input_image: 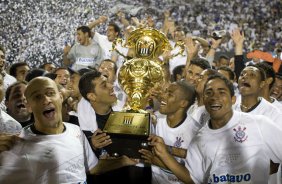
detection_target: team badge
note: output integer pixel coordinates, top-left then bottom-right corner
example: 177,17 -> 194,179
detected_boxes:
233,126 -> 248,143
174,137 -> 184,147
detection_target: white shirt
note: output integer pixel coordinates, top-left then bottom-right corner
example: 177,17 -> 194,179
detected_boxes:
0,109 -> 22,134
1,72 -> 17,111
0,123 -> 98,184
152,114 -> 201,184
93,32 -> 127,68
187,111 -> 282,184
234,97 -> 282,127
188,102 -> 209,127
169,44 -> 187,75
271,97 -> 282,113
77,97 -> 97,133
68,42 -> 104,70
3,72 -> 17,91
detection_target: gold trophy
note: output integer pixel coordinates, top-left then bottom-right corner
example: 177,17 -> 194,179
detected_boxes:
103,28 -> 175,158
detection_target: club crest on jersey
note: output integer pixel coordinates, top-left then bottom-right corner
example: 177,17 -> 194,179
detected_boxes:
233,126 -> 248,143
174,137 -> 184,147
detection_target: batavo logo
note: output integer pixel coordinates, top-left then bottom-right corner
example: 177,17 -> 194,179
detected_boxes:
208,173 -> 251,183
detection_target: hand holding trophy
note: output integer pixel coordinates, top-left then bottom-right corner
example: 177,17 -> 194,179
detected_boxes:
103,27 -> 182,158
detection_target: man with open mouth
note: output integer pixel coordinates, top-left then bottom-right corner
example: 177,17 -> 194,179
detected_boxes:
0,77 -> 137,183
144,74 -> 282,184
5,81 -> 33,128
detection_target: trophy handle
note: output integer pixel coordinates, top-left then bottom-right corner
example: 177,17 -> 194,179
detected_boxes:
170,41 -> 186,58
110,38 -> 129,59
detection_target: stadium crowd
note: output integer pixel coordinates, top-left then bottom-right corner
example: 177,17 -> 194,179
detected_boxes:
0,0 -> 282,67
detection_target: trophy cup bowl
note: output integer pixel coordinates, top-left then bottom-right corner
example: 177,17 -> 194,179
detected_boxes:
103,28 -> 171,158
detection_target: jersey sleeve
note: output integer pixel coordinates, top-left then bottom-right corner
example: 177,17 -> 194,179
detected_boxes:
258,115 -> 282,163
186,139 -> 205,184
81,130 -> 98,172
67,44 -> 76,62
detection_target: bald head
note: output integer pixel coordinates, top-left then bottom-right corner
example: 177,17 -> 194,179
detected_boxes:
25,77 -> 59,101
24,77 -> 64,134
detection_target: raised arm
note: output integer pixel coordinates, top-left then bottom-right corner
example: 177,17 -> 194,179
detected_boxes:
231,28 -> 245,81
88,16 -> 108,30
63,44 -> 72,67
205,38 -> 222,66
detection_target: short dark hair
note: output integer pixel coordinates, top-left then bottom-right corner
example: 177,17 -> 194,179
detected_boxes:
39,62 -> 55,69
204,74 -> 235,97
172,65 -> 185,81
77,26 -> 91,38
78,70 -> 101,101
204,68 -> 218,76
108,22 -> 121,37
69,67 -> 92,76
25,68 -> 46,82
246,64 -> 266,82
53,67 -> 69,74
100,59 -> 118,74
219,54 -> 229,61
9,62 -> 29,78
256,62 -> 275,89
176,80 -> 196,109
217,66 -> 235,81
5,81 -> 28,101
190,58 -> 211,70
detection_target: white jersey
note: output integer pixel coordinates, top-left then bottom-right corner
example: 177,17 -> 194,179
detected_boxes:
0,123 -> 98,184
271,97 -> 282,112
0,109 -> 22,134
152,114 -> 202,184
77,97 -> 97,133
234,97 -> 282,127
168,43 -> 187,75
186,111 -> 282,184
93,32 -> 127,69
68,42 -> 104,70
3,72 -> 17,91
1,72 -> 17,111
188,102 -> 209,127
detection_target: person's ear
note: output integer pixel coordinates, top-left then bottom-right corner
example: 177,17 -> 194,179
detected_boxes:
259,81 -> 266,88
266,77 -> 273,86
87,92 -> 96,103
231,95 -> 236,105
59,92 -> 64,102
180,99 -> 189,109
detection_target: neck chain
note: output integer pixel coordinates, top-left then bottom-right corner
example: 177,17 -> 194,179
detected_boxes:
240,98 -> 261,112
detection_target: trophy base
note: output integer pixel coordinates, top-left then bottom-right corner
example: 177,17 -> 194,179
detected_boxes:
105,133 -> 151,158
103,111 -> 151,158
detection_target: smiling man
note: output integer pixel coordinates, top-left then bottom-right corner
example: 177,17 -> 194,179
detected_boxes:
144,74 -> 282,184
139,80 -> 201,184
0,77 -> 136,183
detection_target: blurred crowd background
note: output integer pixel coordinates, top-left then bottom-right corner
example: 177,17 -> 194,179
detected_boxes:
1,0 -> 281,67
